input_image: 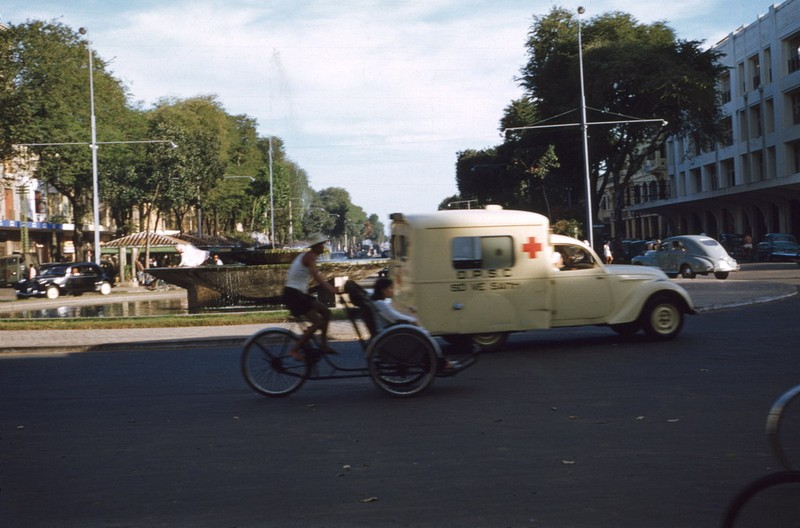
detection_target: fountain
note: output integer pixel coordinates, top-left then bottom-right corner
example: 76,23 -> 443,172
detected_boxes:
147,258 -> 388,312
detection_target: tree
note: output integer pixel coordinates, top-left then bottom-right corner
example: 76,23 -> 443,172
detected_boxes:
145,96 -> 229,235
0,20 -> 135,260
516,8 -> 725,237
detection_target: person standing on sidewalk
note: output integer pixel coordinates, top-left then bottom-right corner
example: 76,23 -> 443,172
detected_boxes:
603,241 -> 614,264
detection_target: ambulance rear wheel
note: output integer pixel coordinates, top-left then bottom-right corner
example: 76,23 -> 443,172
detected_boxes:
470,332 -> 507,352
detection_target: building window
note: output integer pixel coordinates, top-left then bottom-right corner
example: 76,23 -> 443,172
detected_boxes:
791,89 -> 800,125
720,70 -> 732,103
750,103 -> 762,138
786,32 -> 800,74
691,168 -> 702,193
721,159 -> 735,187
720,116 -> 733,146
708,164 -> 719,191
752,151 -> 764,182
792,141 -> 800,175
765,98 -> 775,133
748,54 -> 761,90
764,47 -> 772,84
737,62 -> 746,95
739,109 -> 749,139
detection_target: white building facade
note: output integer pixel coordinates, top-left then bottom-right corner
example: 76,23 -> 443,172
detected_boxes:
628,0 -> 800,241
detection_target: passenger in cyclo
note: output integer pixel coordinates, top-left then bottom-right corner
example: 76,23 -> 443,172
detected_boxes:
282,233 -> 337,360
369,277 -> 461,370
370,277 -> 418,330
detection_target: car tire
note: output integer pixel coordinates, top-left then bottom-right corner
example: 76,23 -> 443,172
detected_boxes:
470,332 -> 508,352
99,282 -> 112,295
714,272 -> 729,280
45,286 -> 60,300
640,295 -> 684,341
680,265 -> 695,279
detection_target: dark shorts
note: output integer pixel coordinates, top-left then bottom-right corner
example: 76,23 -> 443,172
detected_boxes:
283,287 -> 315,317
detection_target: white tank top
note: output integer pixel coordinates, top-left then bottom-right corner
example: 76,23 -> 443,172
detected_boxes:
285,252 -> 311,292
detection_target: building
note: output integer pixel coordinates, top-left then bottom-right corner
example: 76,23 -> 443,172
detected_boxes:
628,0 -> 800,242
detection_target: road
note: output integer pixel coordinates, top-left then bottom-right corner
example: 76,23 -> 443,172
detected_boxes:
1,275 -> 799,527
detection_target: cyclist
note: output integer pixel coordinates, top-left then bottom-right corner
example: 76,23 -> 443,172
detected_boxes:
283,233 -> 337,360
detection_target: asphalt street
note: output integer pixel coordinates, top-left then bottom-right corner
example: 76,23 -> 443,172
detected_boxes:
2,290 -> 800,527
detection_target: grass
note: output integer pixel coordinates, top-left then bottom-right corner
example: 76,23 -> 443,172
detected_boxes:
0,308 -> 349,331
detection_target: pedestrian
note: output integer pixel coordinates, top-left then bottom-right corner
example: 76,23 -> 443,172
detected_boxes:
603,241 -> 614,264
743,234 -> 753,260
283,233 -> 337,360
27,263 -> 37,281
212,254 -> 223,265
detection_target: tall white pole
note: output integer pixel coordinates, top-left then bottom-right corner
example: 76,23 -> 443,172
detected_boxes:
81,28 -> 101,265
577,7 -> 594,248
268,136 -> 275,246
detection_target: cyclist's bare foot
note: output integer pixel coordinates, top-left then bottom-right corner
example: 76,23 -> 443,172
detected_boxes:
288,349 -> 304,361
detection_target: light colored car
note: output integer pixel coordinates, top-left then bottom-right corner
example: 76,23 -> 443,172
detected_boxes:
390,207 -> 696,351
631,235 -> 739,279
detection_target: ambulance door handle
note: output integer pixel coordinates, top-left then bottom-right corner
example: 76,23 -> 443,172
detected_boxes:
453,303 -> 464,310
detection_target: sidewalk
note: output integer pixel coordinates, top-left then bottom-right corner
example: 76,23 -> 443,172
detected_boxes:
0,279 -> 796,354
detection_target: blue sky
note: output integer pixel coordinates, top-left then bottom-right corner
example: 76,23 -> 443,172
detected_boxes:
2,1 -> 775,224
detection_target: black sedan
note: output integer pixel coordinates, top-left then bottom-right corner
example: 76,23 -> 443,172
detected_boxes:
15,262 -> 114,300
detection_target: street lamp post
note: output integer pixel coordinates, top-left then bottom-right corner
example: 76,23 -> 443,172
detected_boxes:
576,7 -> 593,248
78,27 -> 102,264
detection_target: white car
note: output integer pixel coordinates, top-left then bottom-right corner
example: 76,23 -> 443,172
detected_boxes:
389,206 -> 695,351
631,235 -> 739,279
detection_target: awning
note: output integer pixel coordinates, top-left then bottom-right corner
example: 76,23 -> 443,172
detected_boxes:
101,232 -> 184,254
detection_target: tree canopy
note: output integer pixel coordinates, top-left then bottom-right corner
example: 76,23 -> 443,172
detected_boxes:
0,19 -> 385,255
455,8 -> 725,239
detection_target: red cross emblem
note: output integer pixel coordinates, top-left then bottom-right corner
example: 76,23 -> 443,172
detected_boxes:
522,237 -> 542,259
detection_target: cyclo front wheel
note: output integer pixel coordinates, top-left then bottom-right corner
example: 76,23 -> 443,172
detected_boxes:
767,384 -> 800,470
721,471 -> 800,527
241,328 -> 310,397
367,325 -> 438,398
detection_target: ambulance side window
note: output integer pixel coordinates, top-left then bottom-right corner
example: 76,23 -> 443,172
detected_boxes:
451,236 -> 514,270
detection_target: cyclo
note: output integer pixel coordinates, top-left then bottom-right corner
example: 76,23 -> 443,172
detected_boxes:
241,280 -> 478,398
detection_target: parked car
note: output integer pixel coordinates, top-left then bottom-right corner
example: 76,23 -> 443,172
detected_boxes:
631,235 -> 739,279
754,233 -> 800,264
719,233 -> 747,259
15,262 -> 114,300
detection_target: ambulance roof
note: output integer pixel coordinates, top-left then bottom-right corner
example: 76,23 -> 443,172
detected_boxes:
391,207 -> 548,230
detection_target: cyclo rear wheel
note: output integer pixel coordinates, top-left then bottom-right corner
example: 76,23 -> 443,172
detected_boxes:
241,328 -> 310,397
367,325 -> 438,397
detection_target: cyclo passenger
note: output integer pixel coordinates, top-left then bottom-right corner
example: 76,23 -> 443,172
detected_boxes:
370,277 -> 418,330
283,233 -> 337,360
371,277 -> 462,370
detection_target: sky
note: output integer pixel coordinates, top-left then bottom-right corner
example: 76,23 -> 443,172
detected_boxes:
2,0 -> 776,227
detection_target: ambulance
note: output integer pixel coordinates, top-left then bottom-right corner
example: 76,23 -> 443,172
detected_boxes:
389,206 -> 695,351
